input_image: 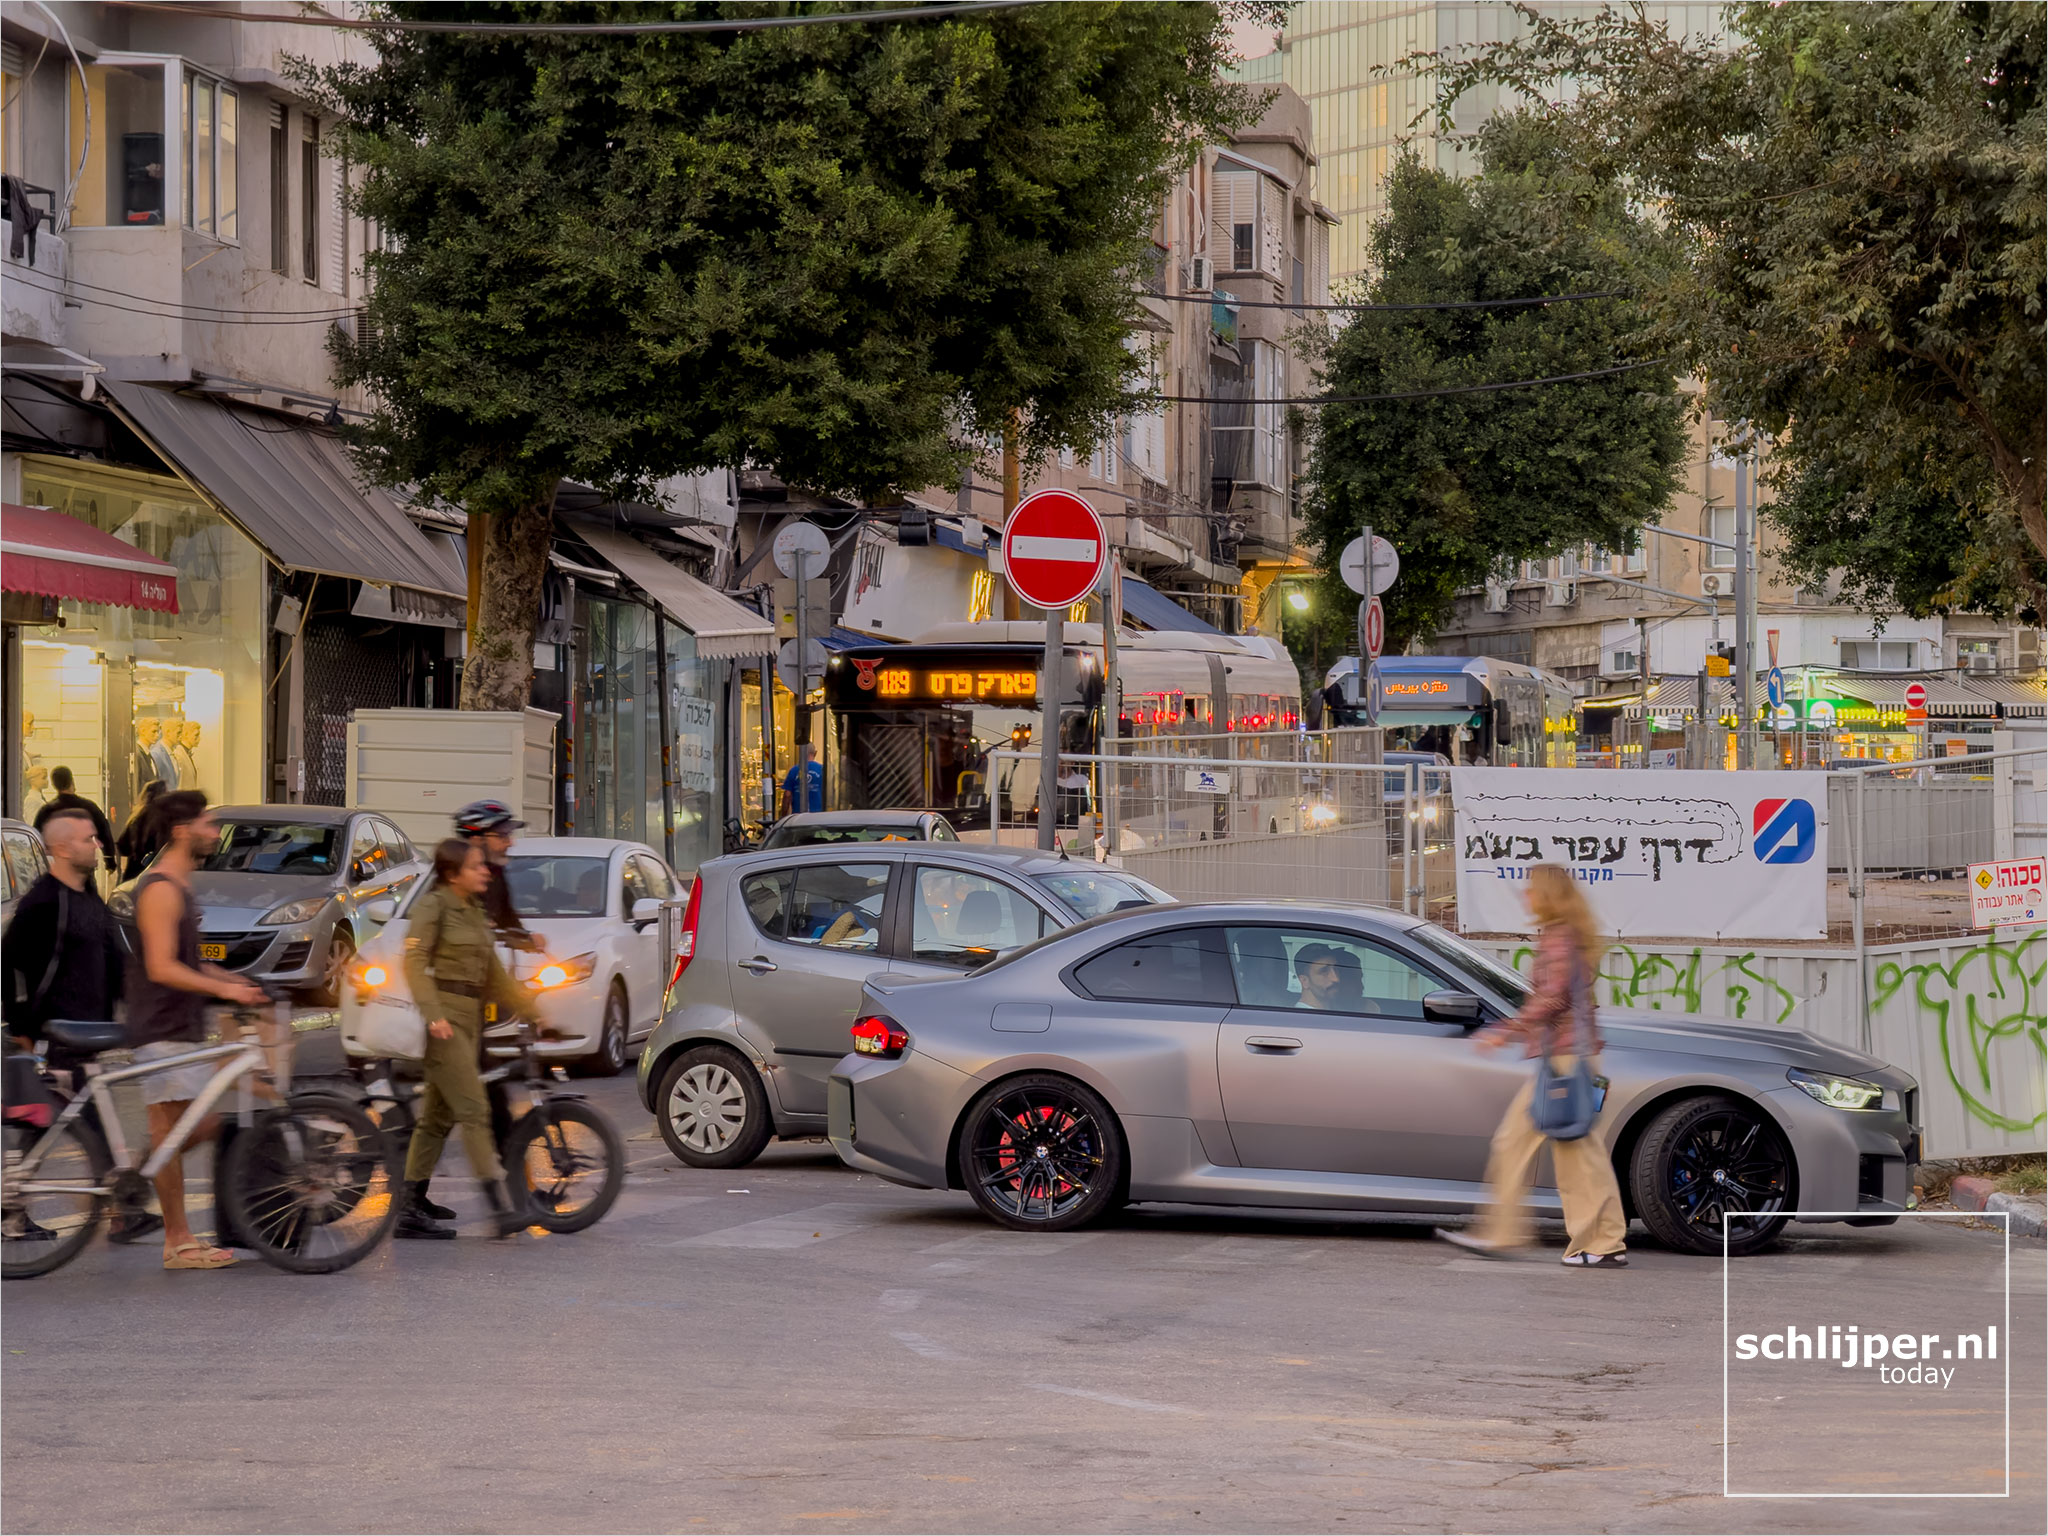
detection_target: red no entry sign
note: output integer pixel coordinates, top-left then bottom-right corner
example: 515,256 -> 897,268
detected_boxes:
1904,681 -> 1928,723
1001,489 -> 1107,612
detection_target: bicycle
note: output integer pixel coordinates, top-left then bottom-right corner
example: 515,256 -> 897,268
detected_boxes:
2,998 -> 397,1279
337,1010 -> 623,1234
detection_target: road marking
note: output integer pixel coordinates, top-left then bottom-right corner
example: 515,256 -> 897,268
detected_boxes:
891,1331 -> 964,1362
1029,1384 -> 1199,1416
919,1230 -> 1107,1258
665,1201 -> 869,1250
1171,1236 -> 1326,1266
877,1288 -> 923,1313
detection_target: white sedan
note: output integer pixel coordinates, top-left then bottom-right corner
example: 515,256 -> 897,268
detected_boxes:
340,836 -> 682,1075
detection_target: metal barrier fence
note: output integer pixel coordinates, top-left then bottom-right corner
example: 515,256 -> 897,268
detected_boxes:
983,744 -> 2045,950
985,750 -> 1458,927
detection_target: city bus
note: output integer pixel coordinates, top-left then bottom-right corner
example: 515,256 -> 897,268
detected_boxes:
821,620 -> 1302,821
1321,653 -> 1577,767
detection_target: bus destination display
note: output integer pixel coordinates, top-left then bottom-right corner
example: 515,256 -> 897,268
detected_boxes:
832,651 -> 1040,707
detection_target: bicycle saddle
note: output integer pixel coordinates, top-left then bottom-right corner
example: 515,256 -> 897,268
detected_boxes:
44,1019 -> 127,1054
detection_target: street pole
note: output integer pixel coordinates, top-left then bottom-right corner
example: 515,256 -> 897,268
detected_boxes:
1102,561 -> 1120,860
1733,451 -> 1754,770
1038,603 -> 1062,851
794,553 -> 809,754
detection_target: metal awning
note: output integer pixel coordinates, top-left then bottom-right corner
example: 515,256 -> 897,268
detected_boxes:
1623,674 -> 1768,719
1960,675 -> 2048,718
1829,673 -> 1995,717
567,517 -> 775,659
1,501 -> 178,611
1120,576 -> 1222,635
98,379 -> 465,599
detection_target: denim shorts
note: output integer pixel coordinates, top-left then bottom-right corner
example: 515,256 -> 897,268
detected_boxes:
132,1039 -> 218,1106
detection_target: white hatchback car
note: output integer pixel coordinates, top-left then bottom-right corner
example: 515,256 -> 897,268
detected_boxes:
341,836 -> 682,1075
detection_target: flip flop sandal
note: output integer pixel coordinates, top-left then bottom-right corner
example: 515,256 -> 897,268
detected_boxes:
163,1242 -> 237,1270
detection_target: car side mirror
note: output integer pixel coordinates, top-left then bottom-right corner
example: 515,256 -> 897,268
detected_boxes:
361,898 -> 397,925
351,857 -> 374,884
631,897 -> 661,926
1423,989 -> 1482,1025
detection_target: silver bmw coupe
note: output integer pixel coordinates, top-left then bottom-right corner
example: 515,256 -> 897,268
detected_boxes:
828,902 -> 1921,1255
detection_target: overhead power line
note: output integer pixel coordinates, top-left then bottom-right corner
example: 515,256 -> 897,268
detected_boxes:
1158,288 -> 1630,313
105,1 -> 1029,35
1150,357 -> 1670,406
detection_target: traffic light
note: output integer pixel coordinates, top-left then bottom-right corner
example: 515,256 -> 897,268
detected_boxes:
898,503 -> 929,546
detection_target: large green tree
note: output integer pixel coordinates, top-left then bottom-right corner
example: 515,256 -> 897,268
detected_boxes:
1430,1 -> 2046,622
318,1 -> 1259,709
1305,121 -> 1688,648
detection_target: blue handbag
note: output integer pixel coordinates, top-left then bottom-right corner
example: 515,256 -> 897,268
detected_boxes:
1530,1054 -> 1599,1140
1528,950 -> 1600,1140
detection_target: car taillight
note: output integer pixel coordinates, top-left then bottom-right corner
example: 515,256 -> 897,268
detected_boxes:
850,1014 -> 908,1058
663,877 -> 702,1012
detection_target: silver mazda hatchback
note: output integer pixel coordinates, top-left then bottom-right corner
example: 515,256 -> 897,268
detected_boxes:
635,844 -> 1172,1167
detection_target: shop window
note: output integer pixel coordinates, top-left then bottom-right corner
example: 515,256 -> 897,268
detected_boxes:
184,72 -> 237,239
68,60 -> 169,227
15,456 -> 265,832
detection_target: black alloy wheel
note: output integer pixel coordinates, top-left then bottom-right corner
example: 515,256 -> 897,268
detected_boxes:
958,1074 -> 1123,1233
1631,1094 -> 1794,1256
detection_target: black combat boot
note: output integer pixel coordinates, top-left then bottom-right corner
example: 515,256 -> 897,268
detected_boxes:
412,1179 -> 458,1221
482,1177 -> 529,1240
394,1182 -> 455,1240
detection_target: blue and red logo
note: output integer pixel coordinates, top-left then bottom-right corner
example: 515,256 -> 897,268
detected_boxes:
1753,798 -> 1817,864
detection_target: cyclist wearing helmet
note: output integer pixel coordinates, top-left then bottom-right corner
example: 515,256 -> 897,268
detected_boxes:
453,800 -> 540,952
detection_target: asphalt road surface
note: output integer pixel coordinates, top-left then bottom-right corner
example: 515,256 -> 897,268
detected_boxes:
4,1028 -> 2041,1535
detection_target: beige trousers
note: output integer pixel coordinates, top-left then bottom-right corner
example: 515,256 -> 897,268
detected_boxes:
1476,1056 -> 1629,1257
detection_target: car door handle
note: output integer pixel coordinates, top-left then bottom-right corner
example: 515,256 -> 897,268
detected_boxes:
1244,1035 -> 1303,1052
738,957 -> 779,975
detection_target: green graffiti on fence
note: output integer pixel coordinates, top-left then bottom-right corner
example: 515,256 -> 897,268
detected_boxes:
1504,944 -> 1800,1024
1873,928 -> 2046,1136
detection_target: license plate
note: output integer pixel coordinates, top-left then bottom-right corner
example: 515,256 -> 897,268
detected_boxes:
199,943 -> 228,961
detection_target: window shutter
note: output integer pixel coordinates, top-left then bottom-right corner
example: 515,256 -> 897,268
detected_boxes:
1210,171 -> 1255,271
325,154 -> 346,295
1259,181 -> 1285,279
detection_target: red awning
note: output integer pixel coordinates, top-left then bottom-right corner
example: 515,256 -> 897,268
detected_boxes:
1,502 -> 179,613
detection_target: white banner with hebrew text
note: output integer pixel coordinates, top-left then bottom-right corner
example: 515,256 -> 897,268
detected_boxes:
1452,769 -> 1828,941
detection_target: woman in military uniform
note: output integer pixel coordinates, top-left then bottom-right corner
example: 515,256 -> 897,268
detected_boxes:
396,837 -> 534,1240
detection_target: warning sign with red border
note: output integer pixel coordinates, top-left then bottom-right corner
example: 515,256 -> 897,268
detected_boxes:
1969,858 -> 2044,928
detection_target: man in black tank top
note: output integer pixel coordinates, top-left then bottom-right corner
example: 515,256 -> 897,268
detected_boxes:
126,792 -> 265,1271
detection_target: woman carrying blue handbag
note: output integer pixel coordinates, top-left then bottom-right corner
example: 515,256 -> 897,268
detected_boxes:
1437,864 -> 1630,1268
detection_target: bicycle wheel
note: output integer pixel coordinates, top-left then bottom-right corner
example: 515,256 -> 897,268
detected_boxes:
3,1117 -> 110,1279
505,1100 -> 623,1234
221,1100 -> 399,1274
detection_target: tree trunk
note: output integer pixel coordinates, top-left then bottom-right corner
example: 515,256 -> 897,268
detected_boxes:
459,488 -> 556,713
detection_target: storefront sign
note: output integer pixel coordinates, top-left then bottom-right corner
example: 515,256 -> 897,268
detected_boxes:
1808,700 -> 1836,729
1452,768 -> 1829,940
1969,858 -> 2043,929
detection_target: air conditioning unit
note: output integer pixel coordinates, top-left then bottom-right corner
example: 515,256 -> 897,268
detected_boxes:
1190,255 -> 1214,291
1484,581 -> 1510,614
1544,580 -> 1577,607
1700,572 -> 1734,597
1966,651 -> 1998,675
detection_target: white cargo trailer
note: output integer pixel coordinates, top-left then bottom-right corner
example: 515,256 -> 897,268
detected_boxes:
345,707 -> 558,849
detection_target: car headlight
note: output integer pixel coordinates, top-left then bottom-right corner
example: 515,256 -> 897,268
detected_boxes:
258,895 -> 332,926
109,889 -> 134,919
1788,1067 -> 1884,1110
532,953 -> 597,990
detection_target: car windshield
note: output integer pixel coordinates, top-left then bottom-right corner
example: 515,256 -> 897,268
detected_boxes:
504,856 -> 611,917
198,821 -> 341,876
762,822 -> 923,848
1033,870 -> 1175,920
1408,923 -> 1530,1005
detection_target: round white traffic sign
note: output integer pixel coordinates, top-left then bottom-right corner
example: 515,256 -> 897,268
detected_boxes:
775,637 -> 827,694
1339,534 -> 1399,596
772,521 -> 831,580
1904,681 -> 1928,719
1002,489 -> 1107,612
